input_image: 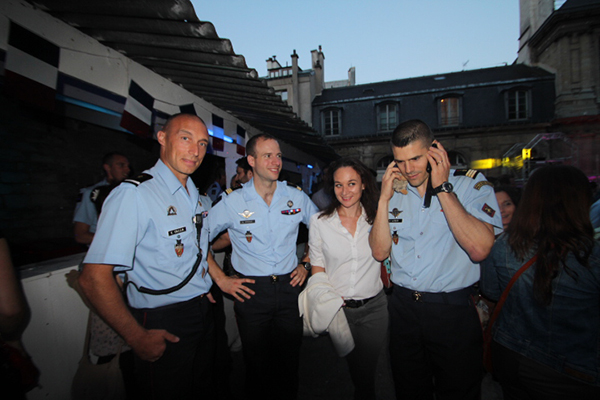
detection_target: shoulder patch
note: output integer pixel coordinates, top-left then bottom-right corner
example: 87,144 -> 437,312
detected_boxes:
212,186 -> 241,207
287,182 -> 302,191
124,173 -> 153,187
453,169 -> 480,179
474,181 -> 494,190
224,186 -> 242,195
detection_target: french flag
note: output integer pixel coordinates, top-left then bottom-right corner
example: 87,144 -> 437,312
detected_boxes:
236,125 -> 246,155
120,80 -> 154,138
4,22 -> 59,111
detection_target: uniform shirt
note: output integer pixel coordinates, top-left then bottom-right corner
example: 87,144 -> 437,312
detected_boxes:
73,179 -> 108,233
84,160 -> 212,309
207,178 -> 318,276
388,170 -> 502,293
309,208 -> 382,300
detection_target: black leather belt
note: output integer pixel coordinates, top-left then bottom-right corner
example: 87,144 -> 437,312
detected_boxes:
396,285 -> 475,306
343,295 -> 376,308
236,272 -> 292,284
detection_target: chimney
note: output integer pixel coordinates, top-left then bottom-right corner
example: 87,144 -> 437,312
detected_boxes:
348,66 -> 356,86
291,49 -> 299,113
312,45 -> 325,95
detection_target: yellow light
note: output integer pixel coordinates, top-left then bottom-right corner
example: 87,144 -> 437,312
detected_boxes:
471,158 -> 501,170
522,148 -> 531,160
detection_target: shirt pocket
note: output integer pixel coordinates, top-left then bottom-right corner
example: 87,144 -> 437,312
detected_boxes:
156,218 -> 196,265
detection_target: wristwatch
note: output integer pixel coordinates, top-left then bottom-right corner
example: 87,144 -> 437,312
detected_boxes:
302,261 -> 312,272
433,181 -> 453,195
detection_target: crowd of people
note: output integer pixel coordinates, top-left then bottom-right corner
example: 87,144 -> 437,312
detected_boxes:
3,113 -> 599,400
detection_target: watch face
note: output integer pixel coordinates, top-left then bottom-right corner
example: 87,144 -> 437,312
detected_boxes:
442,182 -> 453,192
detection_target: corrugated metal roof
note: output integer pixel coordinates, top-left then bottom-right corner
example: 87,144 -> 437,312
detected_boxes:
28,0 -> 338,163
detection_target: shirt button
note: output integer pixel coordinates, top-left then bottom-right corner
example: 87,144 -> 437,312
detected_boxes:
413,278 -> 417,281
417,255 -> 421,259
420,232 -> 423,235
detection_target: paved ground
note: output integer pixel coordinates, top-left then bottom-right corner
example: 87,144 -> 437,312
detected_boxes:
226,333 -> 504,399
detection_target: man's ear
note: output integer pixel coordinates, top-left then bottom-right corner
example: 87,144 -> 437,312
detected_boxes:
248,170 -> 253,179
157,130 -> 166,146
247,155 -> 256,168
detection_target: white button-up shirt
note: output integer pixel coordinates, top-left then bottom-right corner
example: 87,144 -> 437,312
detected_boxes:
308,208 -> 382,300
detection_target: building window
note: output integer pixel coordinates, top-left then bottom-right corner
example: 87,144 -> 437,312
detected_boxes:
438,97 -> 461,126
322,108 -> 342,136
377,103 -> 398,132
447,151 -> 467,168
277,90 -> 288,103
507,90 -> 529,120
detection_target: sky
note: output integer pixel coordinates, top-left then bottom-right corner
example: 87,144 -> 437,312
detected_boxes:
191,0 -> 527,85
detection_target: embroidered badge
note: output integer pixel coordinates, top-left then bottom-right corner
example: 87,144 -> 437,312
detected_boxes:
287,200 -> 294,207
175,239 -> 184,257
474,181 -> 494,191
168,206 -> 177,216
238,210 -> 255,219
245,231 -> 253,243
392,231 -> 399,245
482,203 -> 496,218
168,227 -> 186,236
389,208 -> 402,218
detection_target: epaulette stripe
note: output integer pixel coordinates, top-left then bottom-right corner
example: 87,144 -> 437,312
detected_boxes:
124,173 -> 153,186
287,182 -> 302,191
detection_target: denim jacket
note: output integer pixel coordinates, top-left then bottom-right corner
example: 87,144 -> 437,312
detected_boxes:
481,234 -> 600,386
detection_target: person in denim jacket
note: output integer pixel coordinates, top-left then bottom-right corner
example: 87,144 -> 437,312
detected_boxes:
481,165 -> 600,400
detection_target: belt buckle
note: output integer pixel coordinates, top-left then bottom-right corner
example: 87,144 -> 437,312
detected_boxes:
412,291 -> 422,302
270,275 -> 279,283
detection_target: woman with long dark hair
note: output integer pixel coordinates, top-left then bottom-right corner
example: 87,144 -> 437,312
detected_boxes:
308,157 -> 386,400
481,165 -> 600,399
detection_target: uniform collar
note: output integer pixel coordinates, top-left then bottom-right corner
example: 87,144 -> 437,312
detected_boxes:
242,178 -> 288,203
155,159 -> 197,198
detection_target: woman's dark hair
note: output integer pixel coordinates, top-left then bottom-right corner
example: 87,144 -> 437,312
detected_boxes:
494,185 -> 522,208
319,157 -> 379,224
507,165 -> 594,305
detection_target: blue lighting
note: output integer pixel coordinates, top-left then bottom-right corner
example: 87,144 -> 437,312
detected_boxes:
56,95 -> 121,117
307,164 -> 313,169
207,129 -> 234,144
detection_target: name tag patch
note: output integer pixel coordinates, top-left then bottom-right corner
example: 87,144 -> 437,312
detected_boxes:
240,220 -> 255,225
388,218 -> 403,223
168,227 -> 186,236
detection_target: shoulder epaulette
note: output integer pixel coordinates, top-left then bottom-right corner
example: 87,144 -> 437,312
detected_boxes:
287,182 -> 303,191
124,173 -> 153,186
453,169 -> 480,179
212,186 -> 241,207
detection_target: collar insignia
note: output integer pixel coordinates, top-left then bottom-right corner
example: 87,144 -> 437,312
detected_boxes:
168,206 -> 177,216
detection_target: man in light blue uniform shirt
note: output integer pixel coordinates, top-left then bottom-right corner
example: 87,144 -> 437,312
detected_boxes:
73,152 -> 130,245
370,119 -> 502,400
79,114 -> 217,400
207,133 -> 318,400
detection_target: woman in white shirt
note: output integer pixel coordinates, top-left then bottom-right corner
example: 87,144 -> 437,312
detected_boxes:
309,157 -> 388,400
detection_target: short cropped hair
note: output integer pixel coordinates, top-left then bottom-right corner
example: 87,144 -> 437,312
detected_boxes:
246,133 -> 278,157
391,119 -> 434,148
235,156 -> 252,173
162,113 -> 206,133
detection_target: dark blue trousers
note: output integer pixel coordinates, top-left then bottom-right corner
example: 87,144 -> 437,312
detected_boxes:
130,295 -> 215,400
234,274 -> 303,400
388,284 -> 483,400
